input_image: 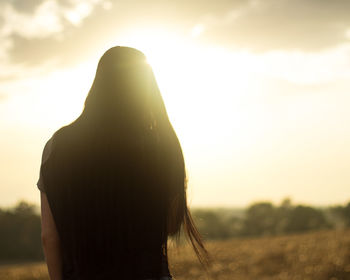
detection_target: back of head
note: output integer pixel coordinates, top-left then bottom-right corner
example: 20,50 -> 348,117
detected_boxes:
41,46 -> 186,279
83,47 -> 168,130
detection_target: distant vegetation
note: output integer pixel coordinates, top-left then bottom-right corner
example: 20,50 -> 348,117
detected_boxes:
0,198 -> 350,262
191,198 -> 350,240
0,201 -> 43,263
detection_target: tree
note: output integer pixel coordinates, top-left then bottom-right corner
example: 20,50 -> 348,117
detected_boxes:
243,202 -> 277,236
192,209 -> 231,240
0,200 -> 43,261
285,205 -> 330,233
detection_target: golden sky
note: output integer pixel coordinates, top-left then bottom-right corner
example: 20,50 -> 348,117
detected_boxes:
1,0 -> 350,207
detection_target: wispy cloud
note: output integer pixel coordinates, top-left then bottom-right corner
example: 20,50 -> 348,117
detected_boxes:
198,0 -> 350,52
0,0 -> 107,67
0,0 -> 45,14
1,1 -> 64,39
0,0 -> 106,38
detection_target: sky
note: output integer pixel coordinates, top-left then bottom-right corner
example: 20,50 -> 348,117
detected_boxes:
1,0 -> 350,208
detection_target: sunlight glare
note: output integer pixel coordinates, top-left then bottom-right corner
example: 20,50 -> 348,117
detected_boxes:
111,28 -> 260,159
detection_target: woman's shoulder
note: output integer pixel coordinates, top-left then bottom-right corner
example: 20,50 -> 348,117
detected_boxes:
42,125 -> 70,159
36,125 -> 73,191
41,135 -> 55,163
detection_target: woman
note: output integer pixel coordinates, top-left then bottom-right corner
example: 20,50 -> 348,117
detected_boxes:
37,46 -> 210,280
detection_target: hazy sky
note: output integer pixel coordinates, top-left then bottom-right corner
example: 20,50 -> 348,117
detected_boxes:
1,0 -> 350,208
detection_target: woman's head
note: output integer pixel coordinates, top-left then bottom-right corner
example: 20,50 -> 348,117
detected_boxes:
82,46 -> 168,132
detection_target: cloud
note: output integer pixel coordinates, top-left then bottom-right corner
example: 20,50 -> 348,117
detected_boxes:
2,0 -> 350,79
0,0 -> 44,14
198,0 -> 350,52
6,4 -> 119,68
1,1 -> 64,38
0,0 -> 109,80
0,0 -> 250,68
0,0 -> 106,39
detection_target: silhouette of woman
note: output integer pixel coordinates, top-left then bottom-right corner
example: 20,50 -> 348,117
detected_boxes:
37,46 -> 210,280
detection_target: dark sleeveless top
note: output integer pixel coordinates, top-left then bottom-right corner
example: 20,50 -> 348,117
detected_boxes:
37,126 -> 173,280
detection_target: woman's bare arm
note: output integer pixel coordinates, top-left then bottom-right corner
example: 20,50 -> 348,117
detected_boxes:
40,191 -> 63,280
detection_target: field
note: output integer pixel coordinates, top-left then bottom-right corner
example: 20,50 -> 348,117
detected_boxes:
1,229 -> 350,280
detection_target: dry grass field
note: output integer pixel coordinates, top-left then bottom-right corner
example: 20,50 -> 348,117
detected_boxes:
1,229 -> 350,280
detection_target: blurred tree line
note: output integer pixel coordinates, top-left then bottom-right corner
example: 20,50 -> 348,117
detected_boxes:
191,198 -> 350,240
0,198 -> 350,262
0,201 -> 43,263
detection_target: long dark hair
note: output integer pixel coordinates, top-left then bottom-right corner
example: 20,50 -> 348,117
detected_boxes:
41,46 -> 210,278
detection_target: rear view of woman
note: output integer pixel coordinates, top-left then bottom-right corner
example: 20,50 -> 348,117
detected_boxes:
37,46 -> 210,279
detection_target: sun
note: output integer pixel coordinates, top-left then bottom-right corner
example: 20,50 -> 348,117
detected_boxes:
107,28 -> 255,155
